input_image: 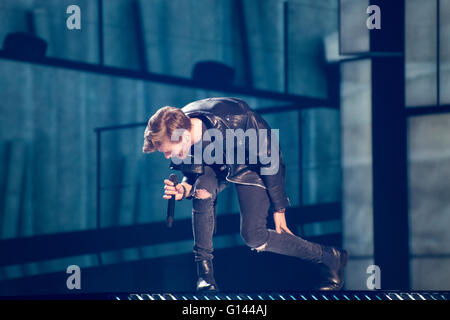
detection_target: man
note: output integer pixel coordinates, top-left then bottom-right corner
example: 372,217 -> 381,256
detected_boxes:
143,97 -> 347,291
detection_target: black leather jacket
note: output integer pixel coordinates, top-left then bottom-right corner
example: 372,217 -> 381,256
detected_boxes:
170,97 -> 290,211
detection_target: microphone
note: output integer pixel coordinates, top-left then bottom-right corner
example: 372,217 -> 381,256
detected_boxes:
166,173 -> 178,228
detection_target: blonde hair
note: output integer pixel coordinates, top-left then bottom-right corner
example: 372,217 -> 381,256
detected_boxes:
143,106 -> 192,153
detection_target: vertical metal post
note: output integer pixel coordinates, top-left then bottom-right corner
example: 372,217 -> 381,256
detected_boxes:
437,0 -> 440,106
298,110 -> 303,206
98,0 -> 104,66
284,1 -> 289,94
234,0 -> 253,88
370,0 -> 409,290
133,0 -> 149,71
96,130 -> 103,265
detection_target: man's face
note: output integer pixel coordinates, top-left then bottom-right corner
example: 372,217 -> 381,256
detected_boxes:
157,135 -> 190,160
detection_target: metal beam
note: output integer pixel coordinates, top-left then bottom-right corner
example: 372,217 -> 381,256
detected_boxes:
0,51 -> 331,107
0,204 -> 340,266
405,104 -> 450,117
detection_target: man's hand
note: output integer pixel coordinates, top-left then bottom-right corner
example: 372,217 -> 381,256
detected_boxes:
163,179 -> 191,201
273,210 -> 294,235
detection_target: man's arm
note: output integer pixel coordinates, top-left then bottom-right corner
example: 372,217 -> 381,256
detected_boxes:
163,179 -> 193,200
259,161 -> 290,212
260,159 -> 293,235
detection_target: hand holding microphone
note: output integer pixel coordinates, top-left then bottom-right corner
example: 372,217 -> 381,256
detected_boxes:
164,174 -> 194,227
163,174 -> 184,201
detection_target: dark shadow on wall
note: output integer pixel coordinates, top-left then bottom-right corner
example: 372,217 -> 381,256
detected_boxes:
2,32 -> 47,61
192,61 -> 236,87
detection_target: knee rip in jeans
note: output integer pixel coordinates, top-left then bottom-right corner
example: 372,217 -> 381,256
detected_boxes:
251,242 -> 268,252
194,189 -> 213,200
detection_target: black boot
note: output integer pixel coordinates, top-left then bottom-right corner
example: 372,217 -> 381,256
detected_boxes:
313,246 -> 348,291
246,230 -> 348,290
196,260 -> 219,292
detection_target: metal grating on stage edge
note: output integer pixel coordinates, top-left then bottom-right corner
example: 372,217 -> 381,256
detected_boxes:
111,291 -> 450,301
2,291 -> 449,300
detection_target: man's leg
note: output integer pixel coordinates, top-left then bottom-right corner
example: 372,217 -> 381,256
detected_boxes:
191,166 -> 221,291
236,184 -> 347,290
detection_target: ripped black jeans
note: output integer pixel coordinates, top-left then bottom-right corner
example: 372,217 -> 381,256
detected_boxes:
191,165 -> 324,265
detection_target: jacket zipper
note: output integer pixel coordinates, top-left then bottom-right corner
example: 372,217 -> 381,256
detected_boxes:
224,170 -> 267,190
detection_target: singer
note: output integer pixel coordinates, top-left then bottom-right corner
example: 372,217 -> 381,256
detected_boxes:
142,97 -> 348,291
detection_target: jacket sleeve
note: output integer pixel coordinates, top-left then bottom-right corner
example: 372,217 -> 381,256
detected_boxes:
260,157 -> 290,212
